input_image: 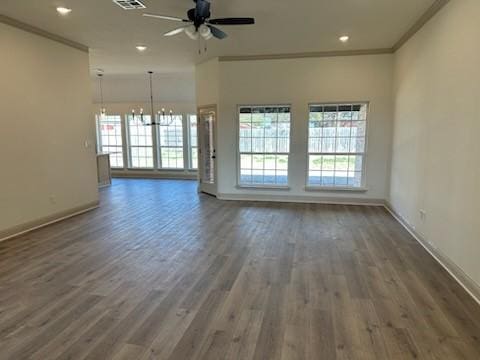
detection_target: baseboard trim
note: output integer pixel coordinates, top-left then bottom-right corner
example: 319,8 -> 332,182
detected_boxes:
0,201 -> 100,242
217,192 -> 385,206
384,201 -> 480,306
112,171 -> 198,180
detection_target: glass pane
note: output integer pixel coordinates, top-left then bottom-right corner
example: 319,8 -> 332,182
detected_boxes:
239,138 -> 252,152
309,137 -> 321,153
276,170 -> 288,185
264,155 -> 276,170
97,115 -> 124,169
334,171 -> 349,186
308,170 -> 321,185
191,147 -> 198,170
252,154 -> 264,170
240,154 -> 252,169
308,104 -> 367,188
238,106 -> 290,186
351,121 -> 366,137
276,155 -> 288,170
309,155 -> 322,171
322,155 -> 335,171
158,115 -> 183,167
201,111 -> 215,183
127,115 -> 153,169
335,155 -> 349,171
251,138 -> 264,153
350,137 -> 366,153
163,148 -> 184,169
336,138 -> 350,153
240,169 -> 252,184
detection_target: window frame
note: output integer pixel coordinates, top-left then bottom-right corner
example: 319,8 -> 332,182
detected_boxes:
95,114 -> 125,169
187,114 -> 198,170
236,104 -> 292,189
155,114 -> 186,170
305,101 -> 369,191
126,114 -> 155,170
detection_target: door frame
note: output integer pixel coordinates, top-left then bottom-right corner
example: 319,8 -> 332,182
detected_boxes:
197,105 -> 218,196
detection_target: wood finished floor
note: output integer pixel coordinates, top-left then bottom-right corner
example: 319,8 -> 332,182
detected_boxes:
0,179 -> 479,360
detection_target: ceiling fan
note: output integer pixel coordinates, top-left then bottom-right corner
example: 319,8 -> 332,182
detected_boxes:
143,0 -> 255,40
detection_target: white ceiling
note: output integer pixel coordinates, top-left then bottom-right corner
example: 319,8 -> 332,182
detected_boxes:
2,0 -> 435,75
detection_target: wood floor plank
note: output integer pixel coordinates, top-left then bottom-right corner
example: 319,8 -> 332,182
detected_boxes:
0,179 -> 478,360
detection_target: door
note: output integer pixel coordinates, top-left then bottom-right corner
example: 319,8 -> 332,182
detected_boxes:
197,105 -> 217,196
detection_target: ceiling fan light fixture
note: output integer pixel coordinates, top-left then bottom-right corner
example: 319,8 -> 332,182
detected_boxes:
199,24 -> 212,39
185,25 -> 199,40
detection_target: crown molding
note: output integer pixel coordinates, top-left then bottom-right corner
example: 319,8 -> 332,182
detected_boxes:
393,0 -> 450,51
0,14 -> 89,53
219,48 -> 393,62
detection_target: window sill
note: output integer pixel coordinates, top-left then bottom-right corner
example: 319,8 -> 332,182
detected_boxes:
120,168 -> 197,172
236,184 -> 290,191
304,186 -> 368,192
125,168 -> 155,171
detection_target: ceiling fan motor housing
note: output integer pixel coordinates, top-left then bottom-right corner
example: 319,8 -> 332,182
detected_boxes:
190,0 -> 211,29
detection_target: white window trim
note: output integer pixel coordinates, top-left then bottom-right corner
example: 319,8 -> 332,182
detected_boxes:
155,114 -> 185,170
305,102 -> 370,191
96,114 -> 125,169
187,114 -> 199,170
126,114 -> 155,170
236,104 -> 292,189
95,112 -> 199,174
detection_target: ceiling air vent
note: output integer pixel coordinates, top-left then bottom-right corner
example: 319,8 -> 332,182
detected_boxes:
113,0 -> 146,10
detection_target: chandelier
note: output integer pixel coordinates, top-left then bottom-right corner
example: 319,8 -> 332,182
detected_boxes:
96,70 -> 106,118
131,71 -> 174,126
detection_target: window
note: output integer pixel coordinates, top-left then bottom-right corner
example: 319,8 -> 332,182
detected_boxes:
238,106 -> 291,186
157,115 -> 184,169
96,115 -> 124,168
307,103 -> 367,188
127,115 -> 154,168
188,115 -> 198,170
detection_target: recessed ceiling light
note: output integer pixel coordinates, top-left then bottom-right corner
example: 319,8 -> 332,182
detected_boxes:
136,45 -> 147,52
339,35 -> 350,43
56,7 -> 72,15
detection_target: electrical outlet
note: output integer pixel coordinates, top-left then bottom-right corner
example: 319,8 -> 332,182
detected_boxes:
49,195 -> 57,205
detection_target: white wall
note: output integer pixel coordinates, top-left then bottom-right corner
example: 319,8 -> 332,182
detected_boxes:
208,55 -> 393,201
390,0 -> 480,286
91,73 -> 195,104
195,59 -> 220,107
0,23 -> 98,235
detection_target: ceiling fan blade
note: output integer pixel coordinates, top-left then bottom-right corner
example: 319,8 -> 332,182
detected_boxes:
208,25 -> 228,39
143,13 -> 190,22
208,18 -> 255,25
164,26 -> 188,36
